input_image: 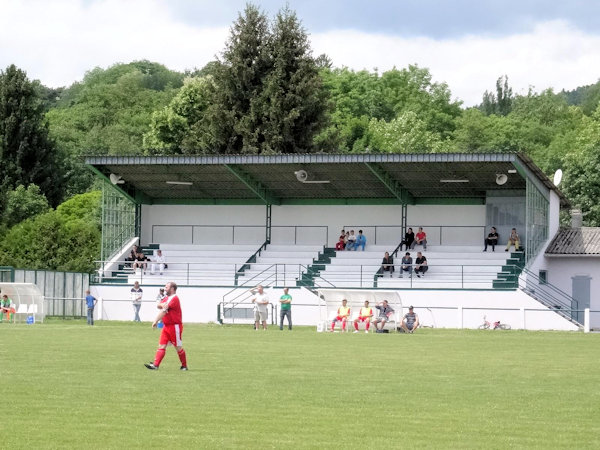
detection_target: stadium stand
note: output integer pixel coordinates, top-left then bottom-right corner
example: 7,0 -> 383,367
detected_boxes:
126,244 -> 259,285
235,244 -> 323,287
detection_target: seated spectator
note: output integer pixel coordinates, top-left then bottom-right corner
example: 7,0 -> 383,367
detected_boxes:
330,299 -> 351,332
381,252 -> 394,277
373,300 -> 395,332
505,228 -> 520,252
401,305 -> 419,333
401,228 -> 415,251
400,252 -> 412,278
410,227 -> 427,250
133,251 -> 150,274
484,227 -> 499,252
335,230 -> 346,251
354,229 -> 366,251
414,251 -> 428,277
1,294 -> 14,322
124,245 -> 139,269
346,230 -> 357,250
151,249 -> 167,275
353,300 -> 373,333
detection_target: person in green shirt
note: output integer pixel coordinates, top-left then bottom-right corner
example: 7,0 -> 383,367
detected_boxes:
1,294 -> 13,322
279,287 -> 292,331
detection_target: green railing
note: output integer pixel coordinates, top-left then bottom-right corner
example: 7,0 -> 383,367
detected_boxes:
101,180 -> 136,262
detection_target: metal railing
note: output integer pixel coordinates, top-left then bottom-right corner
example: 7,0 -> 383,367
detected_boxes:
151,225 -> 329,246
342,225 -> 487,246
518,267 -> 581,324
94,260 -> 511,290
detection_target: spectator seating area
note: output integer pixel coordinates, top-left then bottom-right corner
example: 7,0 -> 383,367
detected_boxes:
315,245 -> 509,289
116,243 -> 514,289
235,244 -> 323,287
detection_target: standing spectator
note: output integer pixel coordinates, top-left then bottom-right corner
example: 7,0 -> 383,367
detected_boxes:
414,252 -> 428,277
131,281 -> 143,322
400,252 -> 413,278
331,299 -> 351,332
251,285 -> 269,331
353,300 -> 373,333
373,300 -> 395,332
401,306 -> 420,333
85,290 -> 97,326
401,228 -> 415,251
0,294 -> 13,323
484,227 -> 499,252
381,252 -> 394,277
279,287 -> 292,331
505,228 -> 520,252
354,229 -> 367,251
411,227 -> 427,250
346,230 -> 357,250
151,249 -> 167,275
144,281 -> 188,371
155,287 -> 165,304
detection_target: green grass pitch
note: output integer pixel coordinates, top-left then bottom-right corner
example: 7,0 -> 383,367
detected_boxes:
2,320 -> 599,449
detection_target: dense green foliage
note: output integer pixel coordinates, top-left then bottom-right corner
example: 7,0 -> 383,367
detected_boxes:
0,65 -> 63,211
3,323 -> 600,448
0,191 -> 101,272
2,184 -> 50,228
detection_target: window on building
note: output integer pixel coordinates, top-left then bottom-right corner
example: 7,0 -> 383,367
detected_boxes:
539,270 -> 548,285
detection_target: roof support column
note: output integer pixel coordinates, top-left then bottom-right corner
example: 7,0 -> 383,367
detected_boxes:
266,204 -> 272,245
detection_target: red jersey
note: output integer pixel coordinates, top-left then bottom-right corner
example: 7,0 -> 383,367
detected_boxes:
160,294 -> 182,325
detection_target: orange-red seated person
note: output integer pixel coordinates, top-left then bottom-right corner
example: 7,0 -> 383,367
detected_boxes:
353,300 -> 373,333
331,299 -> 351,331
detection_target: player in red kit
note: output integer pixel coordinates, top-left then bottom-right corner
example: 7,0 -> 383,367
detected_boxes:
144,281 -> 188,371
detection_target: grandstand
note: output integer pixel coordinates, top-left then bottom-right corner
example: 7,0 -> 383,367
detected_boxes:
81,153 -> 590,331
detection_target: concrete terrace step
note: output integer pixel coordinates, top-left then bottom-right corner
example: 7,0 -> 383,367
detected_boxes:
158,244 -> 260,251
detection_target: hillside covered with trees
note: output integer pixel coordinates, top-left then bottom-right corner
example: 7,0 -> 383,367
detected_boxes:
1,4 -> 599,272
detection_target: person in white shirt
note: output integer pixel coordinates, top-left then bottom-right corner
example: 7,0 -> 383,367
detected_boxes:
151,249 -> 167,275
251,285 -> 269,330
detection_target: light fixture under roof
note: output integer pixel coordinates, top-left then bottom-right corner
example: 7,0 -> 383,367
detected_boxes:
166,181 -> 193,186
440,179 -> 469,183
508,169 -> 517,174
109,173 -> 124,185
294,170 -> 330,184
495,174 -> 508,185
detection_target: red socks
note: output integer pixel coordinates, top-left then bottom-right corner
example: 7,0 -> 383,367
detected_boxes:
154,348 -> 166,367
177,348 -> 187,367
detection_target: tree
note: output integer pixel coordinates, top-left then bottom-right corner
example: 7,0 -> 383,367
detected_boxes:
2,184 -> 50,228
258,6 -> 328,153
0,65 -> 63,213
205,4 -> 272,154
481,75 -> 513,116
143,76 -> 214,153
0,191 -> 101,272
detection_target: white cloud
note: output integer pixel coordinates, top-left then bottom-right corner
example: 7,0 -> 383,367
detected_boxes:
311,20 -> 600,105
1,1 -> 599,106
0,0 -> 228,86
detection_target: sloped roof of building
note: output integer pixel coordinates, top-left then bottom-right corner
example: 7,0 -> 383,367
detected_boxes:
85,152 -> 569,206
545,228 -> 600,256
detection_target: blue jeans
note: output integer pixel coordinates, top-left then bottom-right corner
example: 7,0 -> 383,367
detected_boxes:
280,309 -> 292,330
87,307 -> 94,325
133,303 -> 141,322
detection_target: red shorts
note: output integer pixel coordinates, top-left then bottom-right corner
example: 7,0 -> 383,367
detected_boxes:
159,323 -> 183,347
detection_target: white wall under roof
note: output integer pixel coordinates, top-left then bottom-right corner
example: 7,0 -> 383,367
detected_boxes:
140,204 -> 486,247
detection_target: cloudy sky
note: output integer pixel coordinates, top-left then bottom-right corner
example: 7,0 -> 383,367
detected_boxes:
1,0 -> 599,105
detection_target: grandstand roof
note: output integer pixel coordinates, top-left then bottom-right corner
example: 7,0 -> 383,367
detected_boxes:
545,228 -> 600,256
85,152 -> 569,207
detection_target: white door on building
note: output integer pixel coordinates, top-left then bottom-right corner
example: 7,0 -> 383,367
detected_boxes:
572,276 -> 591,324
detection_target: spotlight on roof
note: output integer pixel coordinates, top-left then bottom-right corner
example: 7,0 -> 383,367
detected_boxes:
109,173 -> 124,185
294,170 -> 330,184
495,174 -> 508,185
166,181 -> 193,186
440,179 -> 469,183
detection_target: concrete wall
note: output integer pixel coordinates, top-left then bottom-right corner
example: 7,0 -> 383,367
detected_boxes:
544,257 -> 600,328
90,284 -> 579,331
140,204 -> 486,247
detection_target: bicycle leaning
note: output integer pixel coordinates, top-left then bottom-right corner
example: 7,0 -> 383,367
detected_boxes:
478,315 -> 511,330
